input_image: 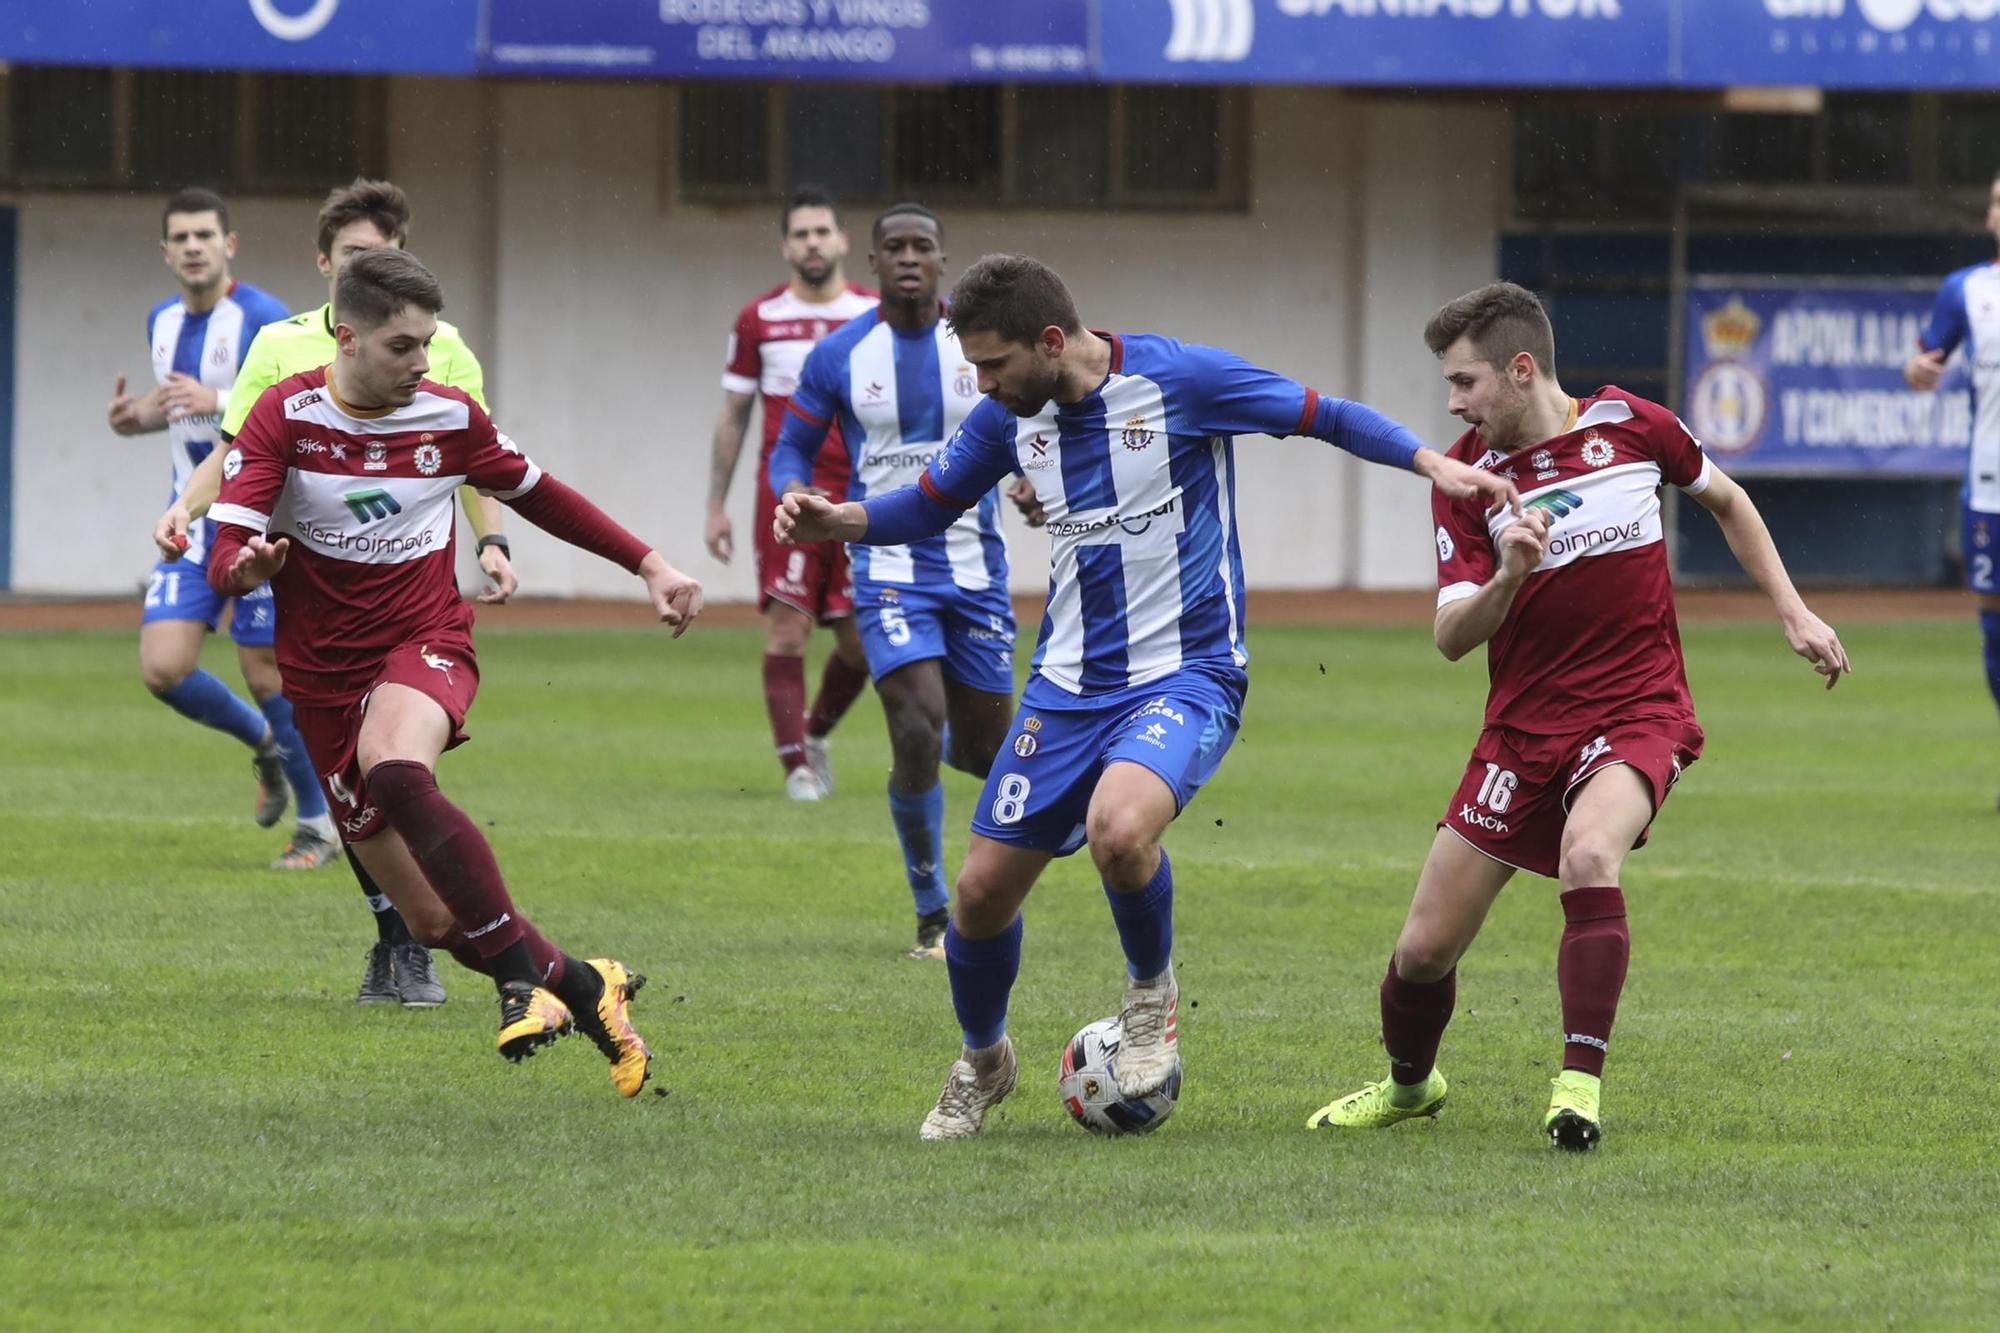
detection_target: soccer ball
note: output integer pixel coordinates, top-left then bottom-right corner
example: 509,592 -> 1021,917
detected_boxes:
1058,1017 -> 1180,1135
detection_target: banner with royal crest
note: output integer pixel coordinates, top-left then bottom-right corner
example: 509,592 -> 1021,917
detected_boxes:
1681,284 -> 1970,476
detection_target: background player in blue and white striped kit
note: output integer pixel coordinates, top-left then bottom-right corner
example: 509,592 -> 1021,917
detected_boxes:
106,187 -> 336,869
777,253 -> 1519,1139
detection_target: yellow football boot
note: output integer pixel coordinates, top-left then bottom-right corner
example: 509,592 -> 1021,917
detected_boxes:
496,981 -> 574,1062
1544,1070 -> 1603,1151
1306,1071 -> 1448,1129
575,959 -> 653,1098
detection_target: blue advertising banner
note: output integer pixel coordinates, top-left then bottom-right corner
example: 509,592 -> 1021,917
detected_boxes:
1095,0 -> 1672,86
3,0 -> 482,75
1681,0 -> 2000,90
1682,285 -> 1970,476
484,0 -> 1092,81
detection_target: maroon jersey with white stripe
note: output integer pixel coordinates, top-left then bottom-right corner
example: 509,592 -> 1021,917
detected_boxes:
1434,386 -> 1715,737
210,368 -> 538,706
723,282 -> 878,497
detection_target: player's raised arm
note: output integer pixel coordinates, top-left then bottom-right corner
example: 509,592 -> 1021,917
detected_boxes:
1189,346 -> 1521,514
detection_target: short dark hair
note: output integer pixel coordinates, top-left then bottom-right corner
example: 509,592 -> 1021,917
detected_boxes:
317,178 -> 411,258
335,247 -> 444,331
1423,282 -> 1556,373
782,187 -> 840,234
162,187 -> 229,237
873,201 -> 943,244
947,254 -> 1083,346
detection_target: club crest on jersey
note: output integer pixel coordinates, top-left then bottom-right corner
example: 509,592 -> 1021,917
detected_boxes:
1532,449 -> 1554,471
414,441 -> 443,476
954,365 -> 976,398
1581,432 -> 1614,468
1121,415 -> 1155,451
364,441 -> 388,472
1013,733 -> 1038,758
210,339 -> 231,367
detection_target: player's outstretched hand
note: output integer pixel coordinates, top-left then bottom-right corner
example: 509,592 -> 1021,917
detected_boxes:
775,492 -> 843,545
1782,608 -> 1850,690
153,501 -> 192,562
1005,477 -> 1047,528
1903,348 -> 1946,392
229,535 -> 289,592
640,553 -> 704,638
475,545 -> 518,605
1496,507 -> 1550,580
1415,448 -> 1522,517
704,506 -> 734,564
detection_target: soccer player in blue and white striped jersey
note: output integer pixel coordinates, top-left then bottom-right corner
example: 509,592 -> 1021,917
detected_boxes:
776,253 -> 1519,1139
107,188 -> 336,870
769,205 -> 1019,963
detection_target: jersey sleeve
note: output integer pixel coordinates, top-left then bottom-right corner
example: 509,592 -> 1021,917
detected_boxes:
1172,343 -> 1317,439
220,333 -> 285,439
237,293 -> 290,370
1432,487 -> 1495,610
722,304 -> 760,395
920,398 -> 1018,508
210,391 -> 291,536
1919,270 -> 1969,358
1635,398 -> 1713,494
432,324 -> 488,411
463,402 -> 541,499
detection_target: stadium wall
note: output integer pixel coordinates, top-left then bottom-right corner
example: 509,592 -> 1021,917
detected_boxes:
7,81 -> 1505,600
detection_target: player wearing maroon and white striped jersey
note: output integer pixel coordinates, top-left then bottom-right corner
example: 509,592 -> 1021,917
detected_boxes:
209,248 -> 704,1097
1308,282 -> 1849,1151
704,190 -> 879,802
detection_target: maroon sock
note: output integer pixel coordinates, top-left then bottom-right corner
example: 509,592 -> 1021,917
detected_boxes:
1557,886 -> 1629,1077
807,652 -> 871,738
1380,956 -> 1456,1085
367,760 -> 551,971
763,653 -> 808,772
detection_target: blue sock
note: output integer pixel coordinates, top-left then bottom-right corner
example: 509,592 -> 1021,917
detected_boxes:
1981,612 -> 2000,716
259,694 -> 327,821
889,780 -> 950,917
1104,847 -> 1174,980
159,670 -> 268,749
945,915 -> 1022,1050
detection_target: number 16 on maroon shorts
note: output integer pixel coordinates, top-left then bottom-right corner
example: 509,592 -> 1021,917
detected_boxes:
1440,717 -> 1705,878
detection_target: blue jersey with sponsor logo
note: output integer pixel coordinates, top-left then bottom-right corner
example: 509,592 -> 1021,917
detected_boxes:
922,333 -> 1316,706
769,308 -> 1006,592
1919,260 -> 2000,512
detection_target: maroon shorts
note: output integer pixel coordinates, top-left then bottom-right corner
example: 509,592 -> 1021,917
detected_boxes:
294,638 -> 480,842
755,477 -> 853,623
1438,716 -> 1704,878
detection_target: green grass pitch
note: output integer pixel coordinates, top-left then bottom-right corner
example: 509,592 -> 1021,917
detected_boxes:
2,614 -> 1994,1327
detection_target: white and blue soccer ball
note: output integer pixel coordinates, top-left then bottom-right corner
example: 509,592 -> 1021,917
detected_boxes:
1058,1017 -> 1181,1135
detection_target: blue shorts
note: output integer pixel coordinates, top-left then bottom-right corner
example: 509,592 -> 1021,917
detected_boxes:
970,668 -> 1245,856
854,578 -> 1016,695
141,556 -> 276,647
1965,505 -> 1997,594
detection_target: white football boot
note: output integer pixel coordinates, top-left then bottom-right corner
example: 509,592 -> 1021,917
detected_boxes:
803,734 -> 835,796
919,1037 -> 1017,1141
1114,962 -> 1180,1098
784,766 -> 829,802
